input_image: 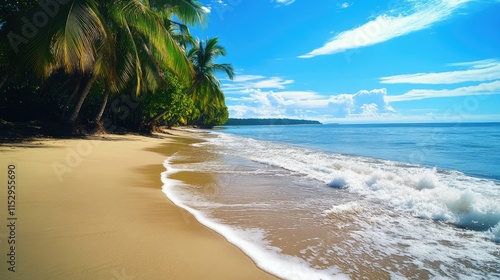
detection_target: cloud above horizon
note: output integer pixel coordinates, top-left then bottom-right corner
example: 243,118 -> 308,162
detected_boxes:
222,75 -> 295,93
299,0 -> 472,58
227,82 -> 395,120
383,59 -> 500,102
326,88 -> 395,118
387,80 -> 500,102
381,59 -> 500,84
223,73 -> 396,120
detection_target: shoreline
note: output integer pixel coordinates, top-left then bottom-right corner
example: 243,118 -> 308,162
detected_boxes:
0,130 -> 277,279
165,127 -> 500,279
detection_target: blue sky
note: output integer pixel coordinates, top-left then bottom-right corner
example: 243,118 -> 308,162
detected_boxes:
192,0 -> 500,123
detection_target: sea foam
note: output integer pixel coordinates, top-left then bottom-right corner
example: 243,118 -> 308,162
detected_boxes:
204,132 -> 500,241
161,155 -> 350,280
163,132 -> 500,278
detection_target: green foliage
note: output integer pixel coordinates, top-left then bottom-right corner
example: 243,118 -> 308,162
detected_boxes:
192,104 -> 229,128
181,37 -> 234,128
140,74 -> 196,127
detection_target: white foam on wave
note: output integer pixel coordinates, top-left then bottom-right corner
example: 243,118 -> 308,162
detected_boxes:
161,155 -> 349,280
323,202 -> 363,215
204,132 -> 500,241
416,168 -> 440,190
491,223 -> 500,242
327,177 -> 348,189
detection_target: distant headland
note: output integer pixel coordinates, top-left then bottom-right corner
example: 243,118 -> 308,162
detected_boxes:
224,118 -> 322,126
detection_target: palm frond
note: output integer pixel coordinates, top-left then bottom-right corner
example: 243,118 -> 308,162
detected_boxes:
117,0 -> 194,84
151,0 -> 208,26
209,63 -> 234,80
30,0 -> 105,77
186,36 -> 233,120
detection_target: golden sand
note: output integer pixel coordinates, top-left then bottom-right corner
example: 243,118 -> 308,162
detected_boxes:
0,131 -> 276,279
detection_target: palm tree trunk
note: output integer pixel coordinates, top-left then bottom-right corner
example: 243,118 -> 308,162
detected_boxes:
148,78 -> 201,128
94,90 -> 109,123
89,90 -> 110,134
167,116 -> 180,129
149,111 -> 168,129
66,74 -> 96,124
60,76 -> 81,121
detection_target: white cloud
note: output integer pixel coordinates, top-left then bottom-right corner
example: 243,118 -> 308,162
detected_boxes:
222,75 -> 295,93
205,0 -> 227,13
232,75 -> 266,82
201,6 -> 211,14
228,89 -> 289,118
339,2 -> 351,9
387,80 -> 500,102
272,0 -> 296,6
448,59 -> 500,69
299,0 -> 472,58
252,77 -> 294,89
381,59 -> 500,84
224,72 -> 396,120
225,79 -> 500,123
214,0 -> 227,6
326,88 -> 395,117
228,87 -> 395,120
277,91 -> 324,100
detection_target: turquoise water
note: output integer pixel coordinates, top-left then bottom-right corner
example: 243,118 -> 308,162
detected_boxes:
219,122 -> 500,180
162,122 -> 500,279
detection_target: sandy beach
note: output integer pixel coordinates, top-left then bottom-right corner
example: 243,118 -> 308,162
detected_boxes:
0,130 -> 276,280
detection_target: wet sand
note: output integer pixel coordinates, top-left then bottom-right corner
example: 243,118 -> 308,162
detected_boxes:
0,131 -> 277,279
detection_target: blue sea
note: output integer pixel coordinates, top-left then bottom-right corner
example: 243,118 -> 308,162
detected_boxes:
162,122 -> 500,279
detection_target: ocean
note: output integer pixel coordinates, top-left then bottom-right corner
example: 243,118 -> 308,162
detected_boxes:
162,122 -> 500,279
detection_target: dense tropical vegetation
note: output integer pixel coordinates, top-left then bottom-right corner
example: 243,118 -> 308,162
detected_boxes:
0,0 -> 232,135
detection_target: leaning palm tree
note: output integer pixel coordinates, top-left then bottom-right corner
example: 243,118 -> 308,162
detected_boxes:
91,0 -> 206,128
149,36 -> 234,128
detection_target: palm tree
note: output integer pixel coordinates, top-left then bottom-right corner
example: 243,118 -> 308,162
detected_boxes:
149,36 -> 234,128
91,0 -> 206,129
93,0 -> 208,129
149,0 -> 208,27
6,0 -> 206,130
